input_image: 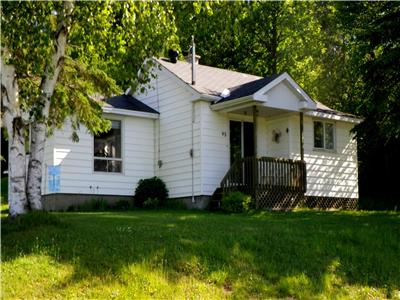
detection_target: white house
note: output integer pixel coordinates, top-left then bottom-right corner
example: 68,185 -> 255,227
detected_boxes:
41,55 -> 362,210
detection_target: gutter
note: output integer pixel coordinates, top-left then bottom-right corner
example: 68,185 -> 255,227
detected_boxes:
306,110 -> 363,124
198,94 -> 221,102
210,95 -> 262,111
102,107 -> 159,119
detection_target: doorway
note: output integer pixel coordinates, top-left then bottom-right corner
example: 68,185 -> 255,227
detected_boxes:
229,120 -> 254,165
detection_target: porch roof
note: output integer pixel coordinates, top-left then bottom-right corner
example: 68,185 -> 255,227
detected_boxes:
217,74 -> 280,102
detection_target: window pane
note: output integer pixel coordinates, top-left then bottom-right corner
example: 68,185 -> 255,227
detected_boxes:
314,121 -> 324,148
94,159 -> 108,172
325,123 -> 334,150
94,159 -> 122,173
94,121 -> 121,158
108,160 -> 122,173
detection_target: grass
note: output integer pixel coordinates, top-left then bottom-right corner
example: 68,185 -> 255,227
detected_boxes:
0,176 -> 7,203
1,209 -> 400,299
1,177 -> 8,217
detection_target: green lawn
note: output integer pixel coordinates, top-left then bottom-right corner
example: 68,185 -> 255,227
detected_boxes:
0,176 -> 7,204
1,209 -> 399,299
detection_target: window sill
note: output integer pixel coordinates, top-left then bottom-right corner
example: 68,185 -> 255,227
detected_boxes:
93,171 -> 124,176
313,148 -> 336,154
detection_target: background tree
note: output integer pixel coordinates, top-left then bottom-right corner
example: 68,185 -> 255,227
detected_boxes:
336,1 -> 400,209
173,1 -> 326,100
173,1 -> 399,209
1,0 -> 177,217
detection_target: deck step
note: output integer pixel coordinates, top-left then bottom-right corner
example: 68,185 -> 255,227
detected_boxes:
209,187 -> 223,211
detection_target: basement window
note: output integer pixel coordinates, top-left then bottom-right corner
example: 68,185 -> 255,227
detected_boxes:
313,120 -> 335,150
94,120 -> 122,173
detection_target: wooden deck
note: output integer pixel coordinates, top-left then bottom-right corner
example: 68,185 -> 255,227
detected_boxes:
220,157 -> 307,209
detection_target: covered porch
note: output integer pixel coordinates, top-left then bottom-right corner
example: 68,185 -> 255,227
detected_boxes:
220,156 -> 307,209
211,73 -> 316,209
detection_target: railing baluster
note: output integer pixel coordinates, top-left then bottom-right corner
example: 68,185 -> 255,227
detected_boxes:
220,156 -> 307,202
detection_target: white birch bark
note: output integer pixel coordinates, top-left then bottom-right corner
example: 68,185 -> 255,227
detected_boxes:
27,1 -> 74,210
1,53 -> 29,217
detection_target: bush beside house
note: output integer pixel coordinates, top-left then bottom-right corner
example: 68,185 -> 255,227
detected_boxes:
221,191 -> 252,213
134,177 -> 169,208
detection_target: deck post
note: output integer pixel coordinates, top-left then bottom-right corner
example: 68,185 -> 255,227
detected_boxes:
299,112 -> 304,161
253,105 -> 257,157
253,106 -> 258,207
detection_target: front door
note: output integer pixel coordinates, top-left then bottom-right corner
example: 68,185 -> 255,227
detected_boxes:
229,121 -> 254,165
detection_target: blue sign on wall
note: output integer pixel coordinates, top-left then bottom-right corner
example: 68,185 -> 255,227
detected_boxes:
48,165 -> 60,193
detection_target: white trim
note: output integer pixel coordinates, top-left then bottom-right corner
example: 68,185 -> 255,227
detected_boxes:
198,93 -> 221,102
210,96 -> 261,111
93,118 -> 124,174
153,58 -> 201,100
211,73 -> 318,113
102,106 -> 159,119
307,110 -> 362,124
312,119 -> 336,152
253,72 -> 317,110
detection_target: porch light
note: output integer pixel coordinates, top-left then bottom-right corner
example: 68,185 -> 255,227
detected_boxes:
220,88 -> 230,98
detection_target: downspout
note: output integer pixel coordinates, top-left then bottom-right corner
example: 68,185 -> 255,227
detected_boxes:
190,36 -> 196,204
156,77 -> 162,171
191,102 -> 195,203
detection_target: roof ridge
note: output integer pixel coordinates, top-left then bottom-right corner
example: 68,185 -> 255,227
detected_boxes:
156,57 -> 262,79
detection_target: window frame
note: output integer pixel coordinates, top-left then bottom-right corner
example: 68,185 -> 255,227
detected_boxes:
93,119 -> 124,174
313,119 -> 336,151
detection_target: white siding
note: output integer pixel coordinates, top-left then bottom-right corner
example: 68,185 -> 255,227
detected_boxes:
135,68 -> 202,198
289,114 -> 358,198
41,135 -> 54,194
199,107 -> 270,196
262,82 -> 301,111
200,102 -> 230,195
264,116 -> 290,158
42,114 -> 155,196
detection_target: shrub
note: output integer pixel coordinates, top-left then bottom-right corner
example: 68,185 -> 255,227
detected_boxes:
114,199 -> 131,210
134,177 -> 168,207
221,191 -> 252,213
143,197 -> 160,209
78,199 -> 109,211
164,199 -> 187,210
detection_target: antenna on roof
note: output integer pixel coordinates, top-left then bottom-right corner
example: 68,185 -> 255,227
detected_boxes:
191,35 -> 196,85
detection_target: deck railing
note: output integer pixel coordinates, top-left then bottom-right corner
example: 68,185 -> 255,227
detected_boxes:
220,157 -> 307,208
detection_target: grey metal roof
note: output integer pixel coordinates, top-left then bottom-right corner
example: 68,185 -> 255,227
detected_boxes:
156,58 -> 360,120
315,101 -> 359,119
104,94 -> 159,114
156,58 -> 261,97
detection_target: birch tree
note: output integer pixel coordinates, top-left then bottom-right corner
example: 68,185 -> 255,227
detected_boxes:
1,0 -> 177,217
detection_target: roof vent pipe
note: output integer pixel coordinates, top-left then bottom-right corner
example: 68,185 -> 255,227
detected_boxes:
168,49 -> 179,63
191,35 -> 196,85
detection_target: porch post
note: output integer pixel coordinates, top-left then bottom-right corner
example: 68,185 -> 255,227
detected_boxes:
253,105 -> 257,157
252,105 -> 258,207
299,112 -> 304,161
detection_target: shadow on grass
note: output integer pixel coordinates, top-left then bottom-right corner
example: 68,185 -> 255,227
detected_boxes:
1,210 -> 399,298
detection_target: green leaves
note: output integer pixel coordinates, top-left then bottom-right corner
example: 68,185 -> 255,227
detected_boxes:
1,0 -> 179,137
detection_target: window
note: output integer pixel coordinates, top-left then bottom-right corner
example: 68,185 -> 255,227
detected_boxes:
94,120 -> 122,172
314,121 -> 335,150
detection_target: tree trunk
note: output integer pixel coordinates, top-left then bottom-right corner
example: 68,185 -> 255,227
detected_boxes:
8,119 -> 29,216
26,0 -> 74,210
27,123 -> 45,210
1,53 -> 29,216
